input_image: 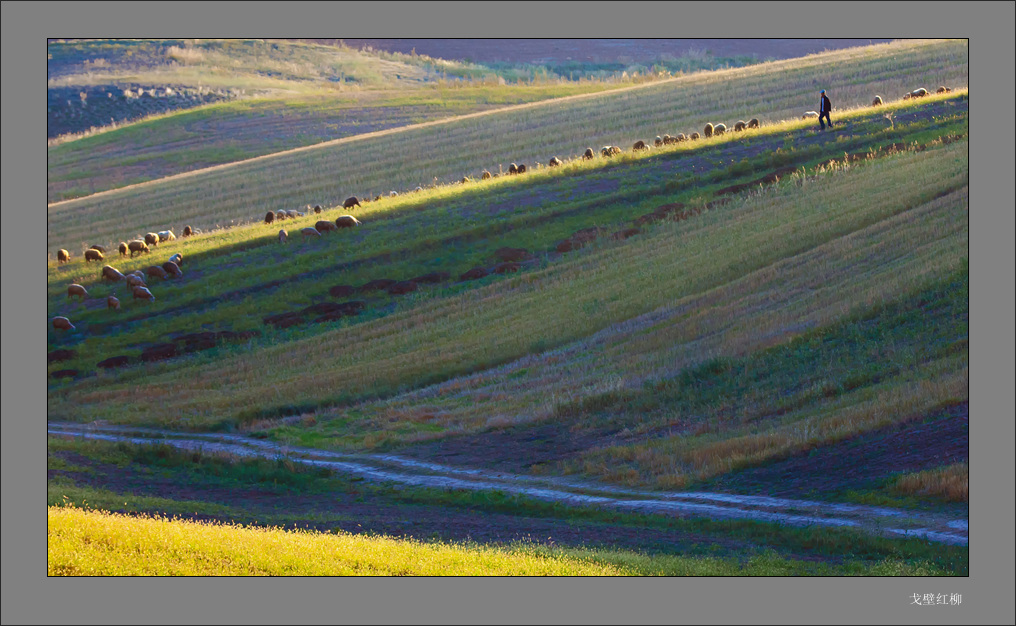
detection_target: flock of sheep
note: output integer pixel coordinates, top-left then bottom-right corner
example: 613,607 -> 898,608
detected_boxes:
52,229 -> 188,331
50,84 -> 956,338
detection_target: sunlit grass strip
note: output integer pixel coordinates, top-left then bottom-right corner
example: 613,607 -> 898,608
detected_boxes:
49,140 -> 968,427
47,40 -> 967,246
891,463 -> 968,503
47,506 -> 949,576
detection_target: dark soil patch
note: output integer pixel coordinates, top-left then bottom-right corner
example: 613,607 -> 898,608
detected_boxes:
393,420 -> 626,475
698,402 -> 968,500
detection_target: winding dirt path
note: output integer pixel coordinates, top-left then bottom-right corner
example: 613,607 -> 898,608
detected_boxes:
48,422 -> 968,546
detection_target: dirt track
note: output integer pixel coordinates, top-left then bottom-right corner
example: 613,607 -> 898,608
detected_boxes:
48,422 -> 968,546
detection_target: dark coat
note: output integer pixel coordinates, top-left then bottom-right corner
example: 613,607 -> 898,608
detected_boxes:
820,94 -> 831,113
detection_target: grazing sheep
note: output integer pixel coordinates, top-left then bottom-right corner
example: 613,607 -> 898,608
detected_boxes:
286,210 -> 299,219
704,123 -> 714,137
689,132 -> 700,140
89,245 -> 107,254
162,261 -> 183,278
911,88 -> 929,98
314,205 -> 323,214
747,118 -> 760,129
902,92 -> 912,100
278,229 -> 288,244
52,316 -> 75,331
802,111 -> 819,119
146,265 -> 169,280
132,286 -> 155,302
315,220 -> 338,233
583,147 -> 595,160
274,211 -> 287,221
301,227 -> 321,239
481,170 -> 492,179
733,121 -> 747,132
548,156 -> 563,167
335,215 -> 360,229
343,196 -> 362,210
517,163 -> 527,174
118,242 -> 128,257
67,284 -> 88,299
937,85 -> 952,93
509,163 -> 519,175
57,249 -> 70,264
84,249 -> 104,263
265,211 -> 275,225
128,240 -> 150,257
713,123 -> 726,135
125,274 -> 146,288
158,230 -> 176,242
374,194 -> 382,202
101,265 -> 126,282
144,233 -> 160,247
633,140 -> 649,151
182,225 -> 193,237
107,295 -> 120,310
654,136 -> 664,147
872,95 -> 884,106
415,186 -> 424,192
168,253 -> 183,266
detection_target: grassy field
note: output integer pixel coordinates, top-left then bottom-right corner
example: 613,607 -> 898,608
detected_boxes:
47,83 -> 625,203
47,39 -> 967,249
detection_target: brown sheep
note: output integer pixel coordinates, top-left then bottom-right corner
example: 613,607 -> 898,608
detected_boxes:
301,227 -> 321,239
52,316 -> 75,331
662,134 -> 675,145
57,249 -> 70,264
509,163 -> 519,175
902,92 -> 912,100
600,146 -> 613,157
583,148 -> 595,160
128,240 -> 150,257
343,196 -> 362,210
374,194 -> 382,202
118,242 -> 128,257
872,95 -> 884,106
162,261 -> 183,278
132,286 -> 155,302
633,140 -> 649,151
911,88 -> 929,98
335,215 -> 361,229
182,225 -> 193,237
481,170 -> 492,179
704,123 -> 714,137
517,163 -> 527,174
733,121 -> 747,132
314,205 -> 323,214
689,132 -> 700,140
125,274 -> 146,288
316,220 -> 338,233
265,211 -> 275,225
84,249 -> 104,263
168,253 -> 183,266
548,157 -> 563,167
937,85 -> 952,93
67,284 -> 88,299
747,118 -> 760,129
107,295 -> 120,310
460,176 -> 471,184
279,229 -> 288,244
158,230 -> 176,242
146,265 -> 169,280
713,123 -> 726,135
89,245 -> 107,254
144,233 -> 160,247
102,265 -> 126,282
274,210 -> 287,221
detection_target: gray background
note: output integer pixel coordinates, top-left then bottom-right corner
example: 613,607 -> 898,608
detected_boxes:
4,2 -> 1012,624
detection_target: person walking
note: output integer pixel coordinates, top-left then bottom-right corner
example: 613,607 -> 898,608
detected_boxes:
819,89 -> 833,130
